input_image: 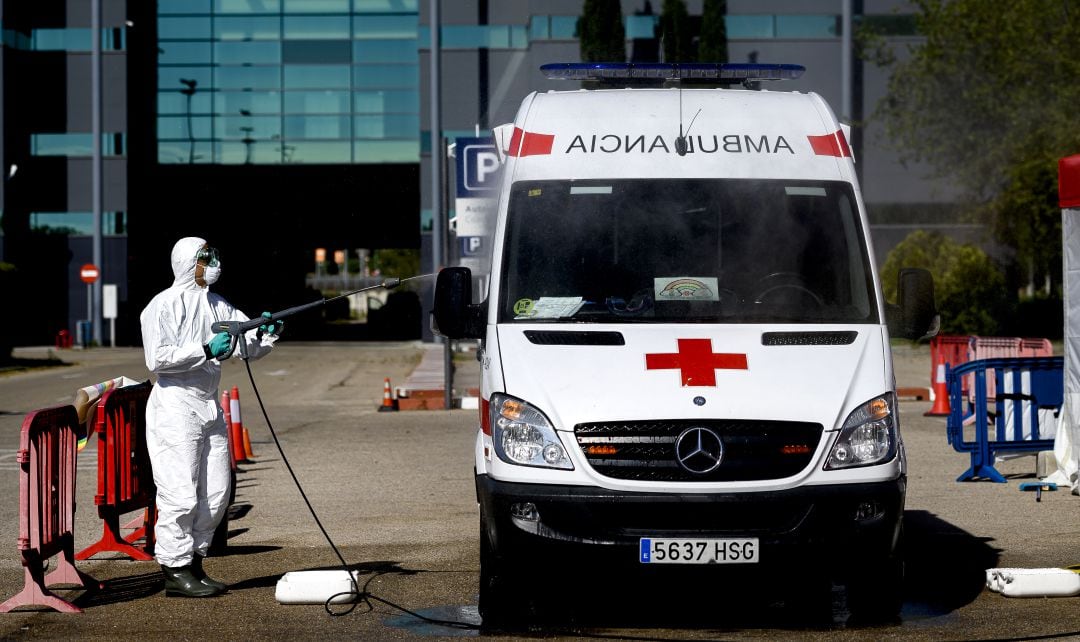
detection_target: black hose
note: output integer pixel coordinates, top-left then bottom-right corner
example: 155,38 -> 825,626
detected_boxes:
239,342 -> 478,628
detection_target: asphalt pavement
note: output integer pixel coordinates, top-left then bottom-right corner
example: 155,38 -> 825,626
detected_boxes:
0,340 -> 1080,640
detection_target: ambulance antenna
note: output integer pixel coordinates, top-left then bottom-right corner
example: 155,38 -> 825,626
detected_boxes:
675,82 -> 700,157
676,80 -> 688,156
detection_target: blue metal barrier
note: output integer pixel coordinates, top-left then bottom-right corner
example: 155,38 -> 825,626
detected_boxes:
946,356 -> 1063,483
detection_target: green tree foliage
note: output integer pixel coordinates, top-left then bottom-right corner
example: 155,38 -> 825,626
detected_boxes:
876,0 -> 1080,291
659,0 -> 692,62
370,248 -> 420,279
882,231 -> 1010,335
698,0 -> 727,63
578,0 -> 626,62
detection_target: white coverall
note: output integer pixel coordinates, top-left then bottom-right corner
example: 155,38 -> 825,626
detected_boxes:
140,236 -> 275,568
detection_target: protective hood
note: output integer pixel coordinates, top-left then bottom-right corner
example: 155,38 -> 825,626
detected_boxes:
171,236 -> 206,290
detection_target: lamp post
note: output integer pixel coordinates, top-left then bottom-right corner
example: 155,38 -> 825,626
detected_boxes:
180,78 -> 198,164
240,127 -> 254,164
91,0 -> 103,344
429,0 -> 452,409
240,109 -> 254,163
841,0 -> 852,122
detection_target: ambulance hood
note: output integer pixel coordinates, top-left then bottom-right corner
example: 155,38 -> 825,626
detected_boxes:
504,88 -> 853,182
495,324 -> 888,432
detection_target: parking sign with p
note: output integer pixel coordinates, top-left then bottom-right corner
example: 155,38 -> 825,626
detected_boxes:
456,137 -> 501,198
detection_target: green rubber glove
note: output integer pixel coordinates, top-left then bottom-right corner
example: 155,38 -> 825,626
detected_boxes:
205,332 -> 232,360
257,311 -> 284,338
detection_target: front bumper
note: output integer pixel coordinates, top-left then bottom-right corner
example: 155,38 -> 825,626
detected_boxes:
477,474 -> 905,567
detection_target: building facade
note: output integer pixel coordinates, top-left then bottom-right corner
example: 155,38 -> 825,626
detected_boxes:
0,0 -> 968,347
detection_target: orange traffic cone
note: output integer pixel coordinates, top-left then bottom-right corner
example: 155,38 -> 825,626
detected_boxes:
924,353 -> 951,416
243,427 -> 255,459
378,377 -> 397,412
222,391 -> 237,472
229,386 -> 250,462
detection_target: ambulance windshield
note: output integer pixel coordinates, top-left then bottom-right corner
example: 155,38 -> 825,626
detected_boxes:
500,179 -> 877,324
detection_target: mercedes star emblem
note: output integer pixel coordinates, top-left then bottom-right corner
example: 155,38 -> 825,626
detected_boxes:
675,426 -> 724,474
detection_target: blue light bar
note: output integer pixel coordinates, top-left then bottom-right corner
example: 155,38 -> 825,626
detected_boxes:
540,62 -> 805,82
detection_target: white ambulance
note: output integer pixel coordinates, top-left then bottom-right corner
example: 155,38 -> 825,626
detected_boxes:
434,63 -> 936,626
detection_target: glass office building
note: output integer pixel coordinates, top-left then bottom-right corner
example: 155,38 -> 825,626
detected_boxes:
156,0 -> 420,165
2,0 -> 950,346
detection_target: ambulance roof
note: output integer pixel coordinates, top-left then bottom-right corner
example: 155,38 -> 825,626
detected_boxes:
506,87 -> 852,183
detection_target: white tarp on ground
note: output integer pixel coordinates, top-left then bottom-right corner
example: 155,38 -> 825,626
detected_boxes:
1045,155 -> 1080,492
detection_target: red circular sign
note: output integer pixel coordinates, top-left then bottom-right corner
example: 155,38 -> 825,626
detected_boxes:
80,264 -> 100,284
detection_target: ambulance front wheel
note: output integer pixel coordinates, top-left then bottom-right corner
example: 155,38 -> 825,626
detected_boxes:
478,512 -> 534,630
837,527 -> 905,625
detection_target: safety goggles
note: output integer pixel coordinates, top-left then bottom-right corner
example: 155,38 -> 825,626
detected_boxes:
196,246 -> 220,268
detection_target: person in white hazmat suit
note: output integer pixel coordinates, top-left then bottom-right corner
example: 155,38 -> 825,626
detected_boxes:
140,237 -> 281,597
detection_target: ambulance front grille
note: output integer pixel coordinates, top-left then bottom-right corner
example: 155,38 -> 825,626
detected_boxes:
574,420 -> 822,482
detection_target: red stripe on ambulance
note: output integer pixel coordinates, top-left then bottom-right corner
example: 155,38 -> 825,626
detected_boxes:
807,130 -> 851,157
508,127 -> 555,157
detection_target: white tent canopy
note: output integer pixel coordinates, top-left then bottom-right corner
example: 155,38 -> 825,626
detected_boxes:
1046,154 -> 1080,492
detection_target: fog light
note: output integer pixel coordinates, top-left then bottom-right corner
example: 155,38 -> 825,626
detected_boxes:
510,502 -> 539,522
854,500 -> 883,521
542,443 -> 566,465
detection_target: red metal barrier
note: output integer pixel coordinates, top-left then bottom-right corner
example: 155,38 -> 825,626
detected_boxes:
929,335 -> 973,401
970,337 -> 1023,401
0,406 -> 98,613
971,336 -> 1022,360
1020,338 -> 1053,358
929,335 -> 972,382
75,382 -> 157,561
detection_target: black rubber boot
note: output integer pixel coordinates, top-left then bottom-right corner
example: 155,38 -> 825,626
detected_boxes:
161,564 -> 221,598
191,554 -> 229,593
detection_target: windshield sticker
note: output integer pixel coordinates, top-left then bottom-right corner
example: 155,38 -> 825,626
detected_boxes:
528,188 -> 542,197
655,278 -> 720,302
514,297 -> 585,320
513,298 -> 535,317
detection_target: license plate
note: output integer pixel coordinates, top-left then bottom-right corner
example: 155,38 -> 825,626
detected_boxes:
639,538 -> 759,564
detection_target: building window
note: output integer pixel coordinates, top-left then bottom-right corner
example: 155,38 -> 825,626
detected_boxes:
32,133 -> 126,157
418,25 -> 528,49
28,211 -> 127,236
30,28 -> 126,51
530,13 -> 917,43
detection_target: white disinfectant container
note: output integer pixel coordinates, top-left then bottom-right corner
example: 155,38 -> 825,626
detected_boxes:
275,570 -> 361,605
986,567 -> 1080,597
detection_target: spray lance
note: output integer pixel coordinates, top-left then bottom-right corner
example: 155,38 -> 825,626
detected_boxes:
209,274 -> 432,359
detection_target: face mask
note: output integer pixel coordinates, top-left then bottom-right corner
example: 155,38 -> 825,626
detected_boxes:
202,263 -> 222,286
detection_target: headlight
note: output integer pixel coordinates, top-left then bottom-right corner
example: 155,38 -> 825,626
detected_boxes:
825,393 -> 898,469
490,393 -> 573,470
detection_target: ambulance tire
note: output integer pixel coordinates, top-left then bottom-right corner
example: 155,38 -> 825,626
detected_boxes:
478,515 -> 534,630
839,534 -> 905,625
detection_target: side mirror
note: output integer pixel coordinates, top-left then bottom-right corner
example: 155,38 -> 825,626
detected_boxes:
887,268 -> 938,340
432,267 -> 485,339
